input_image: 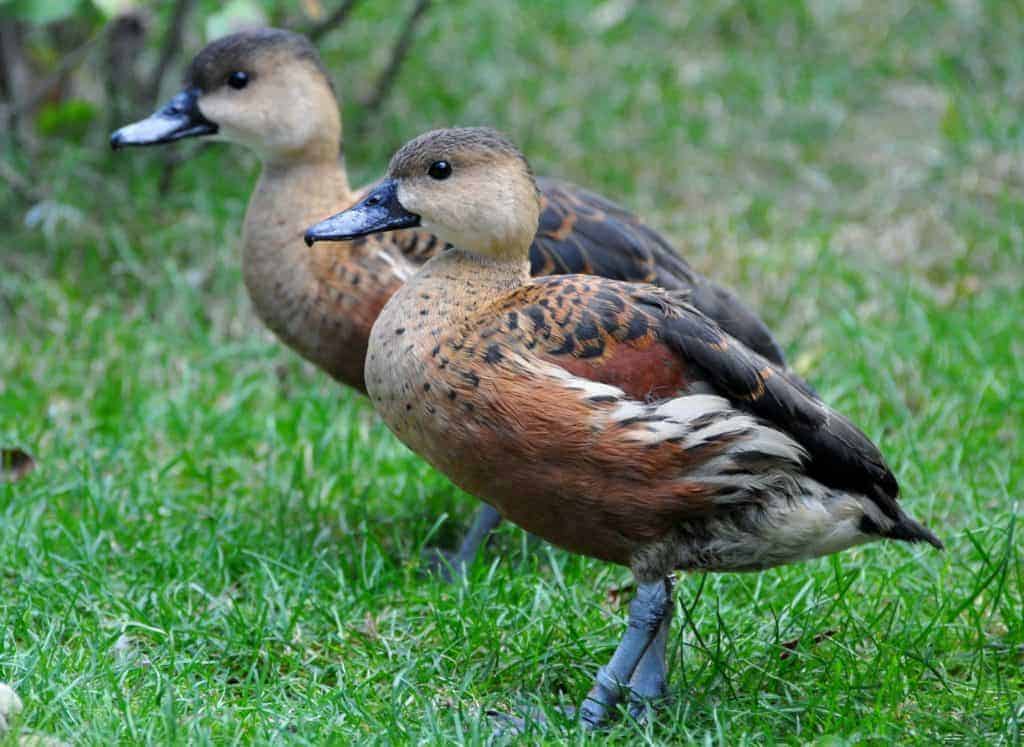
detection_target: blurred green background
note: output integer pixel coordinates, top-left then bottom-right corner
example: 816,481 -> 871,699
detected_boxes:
1,0 -> 1021,743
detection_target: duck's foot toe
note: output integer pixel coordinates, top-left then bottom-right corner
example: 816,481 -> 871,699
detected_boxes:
486,705 -> 575,738
625,662 -> 667,724
420,504 -> 504,582
626,691 -> 668,725
420,547 -> 467,583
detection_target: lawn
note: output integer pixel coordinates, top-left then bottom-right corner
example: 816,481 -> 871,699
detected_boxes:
1,1 -> 1022,743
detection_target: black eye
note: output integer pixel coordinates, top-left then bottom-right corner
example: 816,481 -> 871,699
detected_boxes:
227,71 -> 249,90
428,160 -> 452,180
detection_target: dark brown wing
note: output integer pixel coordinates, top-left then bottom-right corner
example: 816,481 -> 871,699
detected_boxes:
630,286 -> 938,546
475,276 -> 938,548
531,177 -> 789,367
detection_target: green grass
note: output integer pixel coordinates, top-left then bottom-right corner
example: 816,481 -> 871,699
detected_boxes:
2,0 -> 1023,743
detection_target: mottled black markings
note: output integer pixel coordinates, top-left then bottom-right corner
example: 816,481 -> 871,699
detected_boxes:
524,306 -> 548,334
550,333 -> 576,356
395,327 -> 405,335
625,314 -> 649,341
600,308 -> 620,334
483,344 -> 503,364
461,371 -> 480,387
423,382 -> 431,391
575,315 -> 599,341
507,311 -> 519,329
597,289 -> 626,312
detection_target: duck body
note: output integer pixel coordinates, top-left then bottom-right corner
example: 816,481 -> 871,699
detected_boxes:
365,249 -> 931,578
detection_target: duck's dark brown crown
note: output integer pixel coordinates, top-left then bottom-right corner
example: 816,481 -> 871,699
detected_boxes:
185,27 -> 334,94
388,127 -> 536,187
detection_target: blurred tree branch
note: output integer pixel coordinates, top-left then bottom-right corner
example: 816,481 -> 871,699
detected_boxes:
356,0 -> 431,134
0,158 -> 43,202
104,12 -> 148,126
2,26 -> 103,142
0,20 -> 31,135
148,0 -> 195,105
308,0 -> 361,42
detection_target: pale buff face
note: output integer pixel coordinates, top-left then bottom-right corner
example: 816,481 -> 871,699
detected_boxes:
196,51 -> 340,159
394,150 -> 541,261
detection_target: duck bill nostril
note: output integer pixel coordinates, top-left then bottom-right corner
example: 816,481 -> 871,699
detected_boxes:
304,178 -> 420,244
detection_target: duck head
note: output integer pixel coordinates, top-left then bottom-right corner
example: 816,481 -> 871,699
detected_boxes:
111,28 -> 340,161
305,127 -> 541,261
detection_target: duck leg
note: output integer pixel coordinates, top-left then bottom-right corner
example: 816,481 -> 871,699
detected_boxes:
626,579 -> 674,721
426,504 -> 503,581
579,577 -> 674,729
451,503 -> 503,571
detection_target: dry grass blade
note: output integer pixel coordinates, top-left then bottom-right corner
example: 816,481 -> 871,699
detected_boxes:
1,448 -> 36,483
779,628 -> 838,660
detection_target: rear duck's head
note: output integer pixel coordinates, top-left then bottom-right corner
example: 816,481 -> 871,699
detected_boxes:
110,28 -> 340,161
305,127 -> 541,261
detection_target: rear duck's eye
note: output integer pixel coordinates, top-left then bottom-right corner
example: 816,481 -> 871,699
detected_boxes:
227,71 -> 249,90
428,160 -> 452,180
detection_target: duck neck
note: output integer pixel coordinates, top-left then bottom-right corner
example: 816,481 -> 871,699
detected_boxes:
241,152 -> 407,392
244,154 -> 352,264
433,247 -> 531,291
404,247 -> 531,325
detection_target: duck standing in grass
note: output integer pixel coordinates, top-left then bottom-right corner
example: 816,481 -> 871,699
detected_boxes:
111,28 -> 796,575
304,127 -> 943,728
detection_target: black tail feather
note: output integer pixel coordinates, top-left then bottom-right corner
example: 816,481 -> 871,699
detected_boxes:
887,511 -> 945,550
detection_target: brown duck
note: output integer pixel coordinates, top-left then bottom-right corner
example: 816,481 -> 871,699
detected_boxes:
304,127 -> 943,728
111,28 -> 795,574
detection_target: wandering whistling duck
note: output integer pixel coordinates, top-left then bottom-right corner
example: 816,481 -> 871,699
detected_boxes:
111,28 -> 798,576
304,127 -> 943,728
